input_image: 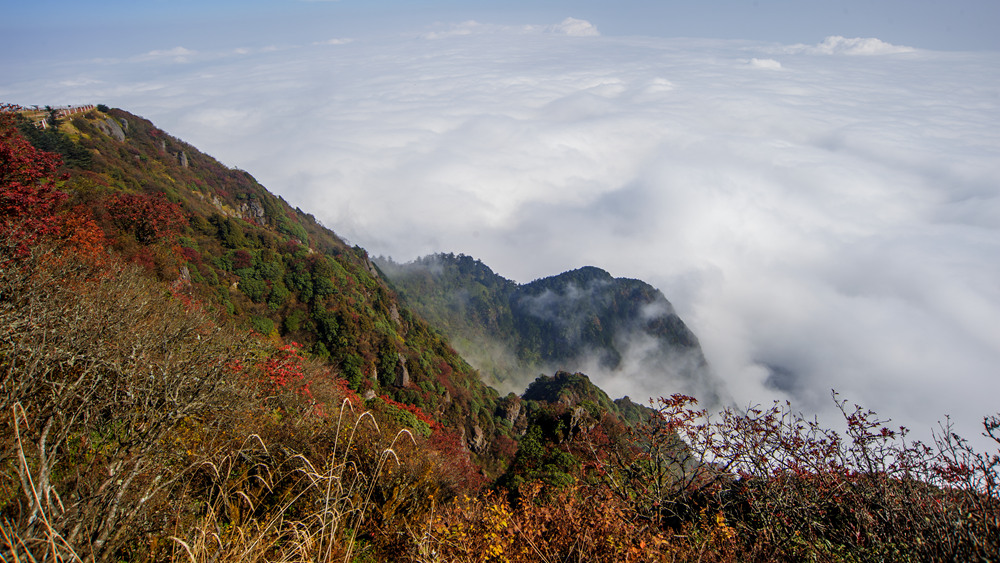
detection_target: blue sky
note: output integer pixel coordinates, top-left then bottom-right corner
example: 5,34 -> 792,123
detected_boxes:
5,0 -> 1000,55
3,1 -> 1000,447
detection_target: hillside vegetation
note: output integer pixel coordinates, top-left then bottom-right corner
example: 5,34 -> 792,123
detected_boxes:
1,105 -> 998,562
377,254 -> 720,404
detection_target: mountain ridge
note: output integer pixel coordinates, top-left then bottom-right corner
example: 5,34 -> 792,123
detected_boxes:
4,104 -> 679,473
3,104 -> 521,468
376,252 -> 723,405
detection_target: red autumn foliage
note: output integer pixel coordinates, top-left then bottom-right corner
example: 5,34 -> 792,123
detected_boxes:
180,246 -> 201,264
232,248 -> 253,269
263,342 -> 309,389
580,391 -> 1000,561
331,373 -> 362,407
435,358 -> 454,381
428,426 -> 487,493
0,110 -> 67,253
256,341 -> 335,419
379,395 -> 439,430
105,191 -> 187,244
55,211 -> 108,263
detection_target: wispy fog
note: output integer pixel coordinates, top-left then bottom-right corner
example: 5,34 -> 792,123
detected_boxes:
5,20 -> 999,445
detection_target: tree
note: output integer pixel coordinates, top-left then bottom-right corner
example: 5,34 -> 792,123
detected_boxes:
0,109 -> 66,253
45,105 -> 60,130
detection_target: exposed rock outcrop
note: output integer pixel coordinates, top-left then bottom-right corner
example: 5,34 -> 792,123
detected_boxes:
468,424 -> 487,453
95,117 -> 126,141
364,255 -> 379,279
239,198 -> 266,225
395,353 -> 410,387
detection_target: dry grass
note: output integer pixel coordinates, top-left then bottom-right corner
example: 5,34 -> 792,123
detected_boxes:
0,243 -> 416,562
166,407 -> 414,563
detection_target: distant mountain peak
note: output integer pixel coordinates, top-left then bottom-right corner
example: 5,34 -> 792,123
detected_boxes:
377,253 -> 724,406
531,265 -> 613,284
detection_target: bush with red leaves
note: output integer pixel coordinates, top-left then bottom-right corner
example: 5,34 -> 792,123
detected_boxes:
0,110 -> 66,253
105,192 -> 187,244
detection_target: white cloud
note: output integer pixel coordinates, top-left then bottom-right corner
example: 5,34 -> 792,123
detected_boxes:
422,17 -> 598,40
133,46 -> 197,63
784,35 -> 917,55
549,17 -> 600,37
58,77 -> 104,87
749,58 -> 782,70
313,37 -> 354,46
421,20 -> 492,40
8,26 -> 999,449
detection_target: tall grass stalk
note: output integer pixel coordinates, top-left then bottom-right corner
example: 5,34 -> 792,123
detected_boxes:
170,399 -> 414,562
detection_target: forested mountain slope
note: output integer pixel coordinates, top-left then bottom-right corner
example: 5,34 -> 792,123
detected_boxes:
378,253 -> 722,404
5,105 -> 521,470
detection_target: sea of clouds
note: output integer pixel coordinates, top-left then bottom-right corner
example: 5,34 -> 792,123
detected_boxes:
5,18 -> 999,446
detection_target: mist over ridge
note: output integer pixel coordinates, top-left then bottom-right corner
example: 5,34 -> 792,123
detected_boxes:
378,253 -> 723,407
